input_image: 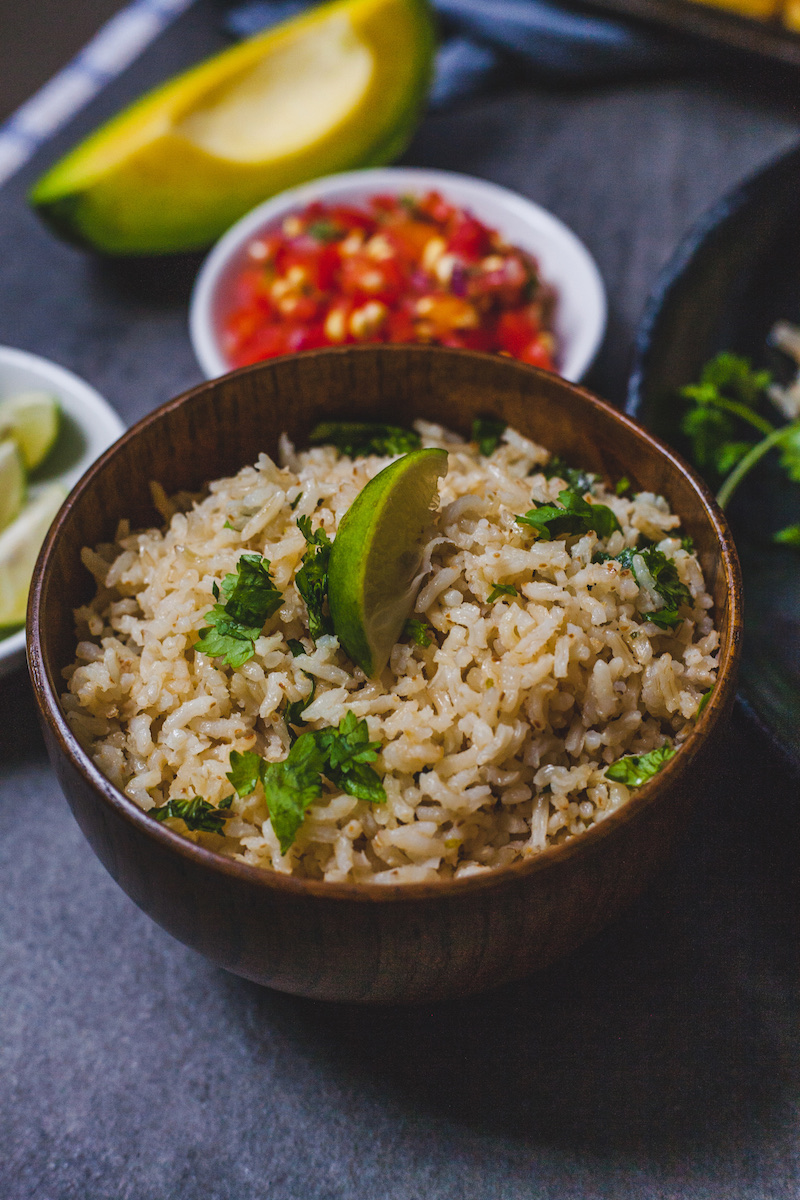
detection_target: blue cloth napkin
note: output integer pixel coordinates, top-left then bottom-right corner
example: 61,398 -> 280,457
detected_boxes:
222,0 -> 715,107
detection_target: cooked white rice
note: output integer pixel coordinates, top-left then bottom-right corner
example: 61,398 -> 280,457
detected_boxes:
62,420 -> 718,884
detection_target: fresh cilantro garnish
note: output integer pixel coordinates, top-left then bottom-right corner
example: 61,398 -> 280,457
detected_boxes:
289,492 -> 303,511
261,735 -> 328,853
614,545 -> 692,629
696,686 -> 713,717
287,638 -> 306,657
196,554 -> 283,668
226,712 -> 386,853
774,523 -> 800,547
150,795 -> 231,834
605,744 -> 676,787
295,516 -> 332,640
309,422 -> 421,458
680,535 -> 695,553
285,673 -> 316,729
615,476 -> 631,496
403,618 -> 433,647
472,417 -> 506,457
541,457 -> 598,495
487,583 -> 518,603
516,488 -> 621,541
314,711 -> 385,803
308,220 -> 343,242
227,749 -> 263,798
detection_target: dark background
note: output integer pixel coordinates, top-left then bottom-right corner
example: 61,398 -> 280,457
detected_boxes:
0,2 -> 129,122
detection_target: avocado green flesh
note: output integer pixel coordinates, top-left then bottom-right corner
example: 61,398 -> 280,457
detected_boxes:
29,0 -> 436,255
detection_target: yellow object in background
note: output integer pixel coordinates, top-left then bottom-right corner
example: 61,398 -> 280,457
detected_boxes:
782,0 -> 800,27
688,0 -> 781,17
30,0 -> 435,256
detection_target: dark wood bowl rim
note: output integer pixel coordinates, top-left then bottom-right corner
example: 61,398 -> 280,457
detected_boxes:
27,345 -> 743,905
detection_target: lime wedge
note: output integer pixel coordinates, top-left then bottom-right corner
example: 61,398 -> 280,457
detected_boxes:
0,391 -> 60,470
0,439 -> 25,533
0,484 -> 66,627
328,447 -> 447,676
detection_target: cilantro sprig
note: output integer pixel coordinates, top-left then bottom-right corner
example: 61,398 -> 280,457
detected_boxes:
516,487 -> 621,541
295,516 -> 332,641
227,711 -> 385,853
679,352 -> 800,520
309,422 -> 421,458
150,794 -> 233,834
487,583 -> 518,603
605,744 -> 676,787
196,554 -> 283,668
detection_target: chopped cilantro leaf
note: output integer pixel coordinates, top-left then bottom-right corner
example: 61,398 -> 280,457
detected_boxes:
262,735 -> 327,854
620,545 -> 692,627
615,476 -> 631,496
227,749 -> 263,797
516,488 -> 621,541
225,711 -> 386,853
605,744 -> 676,787
296,516 -> 332,640
595,545 -> 692,627
309,422 -> 421,458
696,686 -> 713,718
487,583 -> 518,603
542,457 -> 598,495
219,554 -> 282,627
680,535 -> 695,553
287,638 -> 306,657
150,795 -> 231,834
196,555 -> 282,668
316,711 -> 385,804
774,523 -> 800,546
472,417 -> 506,457
289,492 -> 303,511
403,618 -> 433,647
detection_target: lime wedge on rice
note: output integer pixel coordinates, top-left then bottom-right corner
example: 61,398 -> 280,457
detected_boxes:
328,446 -> 447,677
0,483 -> 66,628
0,439 -> 25,533
0,391 -> 60,470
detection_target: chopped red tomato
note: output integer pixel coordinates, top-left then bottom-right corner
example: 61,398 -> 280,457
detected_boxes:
222,193 -> 559,371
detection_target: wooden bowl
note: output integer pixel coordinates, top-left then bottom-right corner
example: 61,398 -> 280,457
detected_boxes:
27,345 -> 742,1005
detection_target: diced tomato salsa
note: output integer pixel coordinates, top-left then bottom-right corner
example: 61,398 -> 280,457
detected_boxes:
222,192 -> 558,371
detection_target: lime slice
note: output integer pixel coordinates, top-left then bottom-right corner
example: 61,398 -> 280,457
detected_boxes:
328,447 -> 447,676
0,484 -> 66,627
0,439 -> 25,533
0,391 -> 60,470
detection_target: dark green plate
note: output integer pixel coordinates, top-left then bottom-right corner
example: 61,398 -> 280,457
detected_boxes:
627,142 -> 800,774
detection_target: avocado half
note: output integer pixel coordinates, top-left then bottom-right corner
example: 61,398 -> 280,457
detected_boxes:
30,0 -> 436,255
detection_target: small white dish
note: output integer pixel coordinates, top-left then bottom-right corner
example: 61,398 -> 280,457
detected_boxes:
0,346 -> 125,678
190,167 -> 607,383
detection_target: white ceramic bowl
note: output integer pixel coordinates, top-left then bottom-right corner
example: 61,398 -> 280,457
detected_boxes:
0,347 -> 125,678
190,167 -> 607,383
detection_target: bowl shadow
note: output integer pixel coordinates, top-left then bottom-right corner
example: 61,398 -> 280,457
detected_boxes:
217,707 -> 799,1159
